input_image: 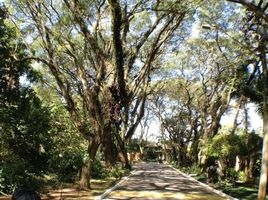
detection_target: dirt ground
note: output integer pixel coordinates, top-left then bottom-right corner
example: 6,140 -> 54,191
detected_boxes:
0,178 -> 116,200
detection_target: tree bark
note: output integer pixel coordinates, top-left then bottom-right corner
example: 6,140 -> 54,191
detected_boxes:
79,137 -> 100,189
114,132 -> 131,169
258,47 -> 268,200
230,96 -> 244,135
103,126 -> 117,168
248,154 -> 254,179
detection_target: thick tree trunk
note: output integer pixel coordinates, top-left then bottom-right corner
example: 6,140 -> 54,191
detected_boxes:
79,137 -> 100,189
258,122 -> 268,200
79,159 -> 91,189
179,147 -> 187,167
172,146 -> 178,165
103,126 -> 117,168
258,47 -> 268,200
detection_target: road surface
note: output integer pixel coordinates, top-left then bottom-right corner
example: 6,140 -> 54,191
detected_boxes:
102,162 -> 229,200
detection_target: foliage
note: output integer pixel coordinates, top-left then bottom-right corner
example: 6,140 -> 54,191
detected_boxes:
108,167 -> 125,179
91,159 -> 108,179
207,129 -> 262,159
126,138 -> 141,152
143,146 -> 161,161
180,165 -> 203,176
216,182 -> 259,200
238,171 -> 248,182
0,4 -> 53,193
46,99 -> 87,182
207,132 -> 242,159
226,168 -> 238,183
179,165 -> 207,182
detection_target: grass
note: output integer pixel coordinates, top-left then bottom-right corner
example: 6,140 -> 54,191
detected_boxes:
179,166 -> 265,200
213,182 -> 268,200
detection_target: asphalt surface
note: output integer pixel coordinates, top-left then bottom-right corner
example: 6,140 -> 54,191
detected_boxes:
102,162 -> 229,200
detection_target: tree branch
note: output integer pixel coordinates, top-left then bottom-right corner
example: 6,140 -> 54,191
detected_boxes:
227,0 -> 268,23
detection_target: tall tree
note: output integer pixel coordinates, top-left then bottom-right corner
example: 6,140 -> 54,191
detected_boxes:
9,0 -> 198,188
225,1 -> 268,199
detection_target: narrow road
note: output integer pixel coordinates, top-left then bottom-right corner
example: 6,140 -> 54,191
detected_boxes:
103,162 -> 229,200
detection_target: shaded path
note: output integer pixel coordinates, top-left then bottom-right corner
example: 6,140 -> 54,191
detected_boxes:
102,162 -> 229,200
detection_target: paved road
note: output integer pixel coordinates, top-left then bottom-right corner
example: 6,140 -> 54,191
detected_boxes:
103,162 -> 229,200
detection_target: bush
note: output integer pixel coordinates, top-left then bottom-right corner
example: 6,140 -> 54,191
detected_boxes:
49,151 -> 84,182
0,157 -> 44,193
91,159 -> 107,179
226,168 -> 238,183
180,165 -> 202,175
108,167 -> 124,179
207,133 -> 242,159
238,171 -> 247,182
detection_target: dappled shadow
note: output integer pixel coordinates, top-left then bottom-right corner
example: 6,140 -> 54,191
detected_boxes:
104,162 -> 227,200
41,178 -> 116,200
42,188 -> 90,200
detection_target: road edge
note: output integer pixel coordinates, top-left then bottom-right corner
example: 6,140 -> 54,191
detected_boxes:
168,164 -> 239,200
94,169 -> 136,200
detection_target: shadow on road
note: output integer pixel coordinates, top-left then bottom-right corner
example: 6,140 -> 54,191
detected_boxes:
104,162 -> 228,200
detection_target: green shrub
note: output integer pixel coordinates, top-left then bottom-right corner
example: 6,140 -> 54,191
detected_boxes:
0,157 -> 44,193
49,151 -> 84,182
207,133 -> 242,159
91,159 -> 107,179
238,171 -> 247,182
180,165 -> 202,175
108,167 -> 124,178
226,168 -> 238,183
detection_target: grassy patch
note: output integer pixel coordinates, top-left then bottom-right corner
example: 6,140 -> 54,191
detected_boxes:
213,182 -> 267,200
178,166 -> 265,200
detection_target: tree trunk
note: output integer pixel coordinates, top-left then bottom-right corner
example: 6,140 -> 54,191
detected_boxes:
230,96 -> 244,135
103,126 -> 117,168
172,146 -> 178,165
244,101 -> 249,133
79,137 -> 100,189
258,47 -> 268,200
235,156 -> 241,172
114,133 -> 131,169
248,154 -> 254,179
179,147 -> 187,167
244,158 -> 249,178
79,159 -> 91,189
258,98 -> 268,199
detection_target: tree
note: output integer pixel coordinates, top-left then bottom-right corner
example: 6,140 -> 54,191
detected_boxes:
224,1 -> 268,198
9,0 -> 198,188
0,4 -> 53,192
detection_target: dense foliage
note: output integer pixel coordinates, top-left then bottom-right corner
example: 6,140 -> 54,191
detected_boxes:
0,4 -> 53,192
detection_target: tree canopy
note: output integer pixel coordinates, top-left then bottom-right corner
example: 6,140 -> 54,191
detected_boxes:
0,0 -> 268,199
